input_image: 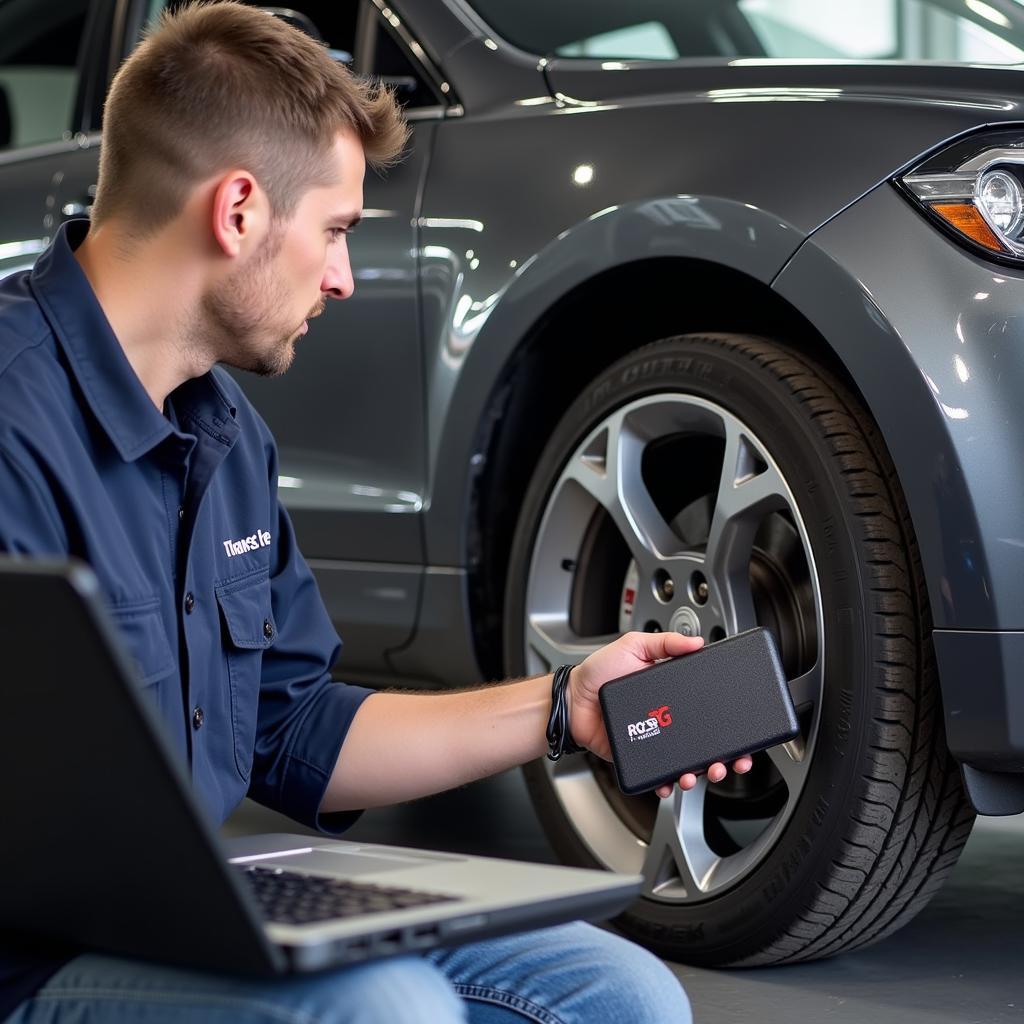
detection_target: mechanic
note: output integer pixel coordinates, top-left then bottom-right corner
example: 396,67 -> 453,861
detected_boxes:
0,4 -> 752,1022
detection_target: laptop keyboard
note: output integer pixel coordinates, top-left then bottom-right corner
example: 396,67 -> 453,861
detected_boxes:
239,864 -> 460,926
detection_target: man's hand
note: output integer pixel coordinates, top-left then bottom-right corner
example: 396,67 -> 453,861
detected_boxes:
568,631 -> 754,799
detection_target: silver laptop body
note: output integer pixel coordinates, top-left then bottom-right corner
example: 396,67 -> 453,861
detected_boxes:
0,558 -> 640,975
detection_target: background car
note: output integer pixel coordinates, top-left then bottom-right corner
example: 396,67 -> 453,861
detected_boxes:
4,0 -> 1024,967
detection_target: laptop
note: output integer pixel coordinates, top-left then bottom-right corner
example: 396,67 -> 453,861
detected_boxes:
0,558 -> 641,975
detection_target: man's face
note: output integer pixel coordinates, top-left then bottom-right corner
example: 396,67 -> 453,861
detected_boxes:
203,131 -> 365,377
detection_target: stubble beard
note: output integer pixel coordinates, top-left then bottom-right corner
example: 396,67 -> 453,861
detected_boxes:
198,227 -> 309,378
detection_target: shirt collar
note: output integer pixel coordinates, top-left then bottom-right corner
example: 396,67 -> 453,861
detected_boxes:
29,221 -> 237,461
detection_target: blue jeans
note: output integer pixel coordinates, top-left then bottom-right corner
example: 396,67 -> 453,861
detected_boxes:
3,923 -> 690,1024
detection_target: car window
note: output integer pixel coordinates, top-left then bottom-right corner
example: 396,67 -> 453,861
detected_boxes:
366,12 -> 444,109
147,3 -> 440,108
0,0 -> 89,150
738,0 -> 1024,63
556,21 -> 680,60
466,0 -> 1024,64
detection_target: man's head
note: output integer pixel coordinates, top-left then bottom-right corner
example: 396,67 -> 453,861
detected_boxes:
89,1 -> 407,377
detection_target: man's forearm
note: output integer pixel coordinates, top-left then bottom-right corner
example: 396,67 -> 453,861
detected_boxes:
321,674 -> 553,812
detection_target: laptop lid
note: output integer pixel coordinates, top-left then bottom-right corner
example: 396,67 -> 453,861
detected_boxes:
0,558 -> 285,975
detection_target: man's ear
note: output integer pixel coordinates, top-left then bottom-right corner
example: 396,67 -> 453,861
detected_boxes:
210,171 -> 269,257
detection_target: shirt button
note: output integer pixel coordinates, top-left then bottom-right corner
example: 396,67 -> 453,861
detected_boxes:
192,706 -> 204,730
263,619 -> 274,640
178,506 -> 184,520
184,591 -> 195,614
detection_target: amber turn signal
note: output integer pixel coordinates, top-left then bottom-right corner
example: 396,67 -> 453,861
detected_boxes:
931,202 -> 1007,253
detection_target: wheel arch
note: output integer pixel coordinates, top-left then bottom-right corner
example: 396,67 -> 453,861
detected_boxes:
464,255 -> 872,681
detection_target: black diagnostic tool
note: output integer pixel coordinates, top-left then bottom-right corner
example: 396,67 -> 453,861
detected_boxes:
599,627 -> 800,795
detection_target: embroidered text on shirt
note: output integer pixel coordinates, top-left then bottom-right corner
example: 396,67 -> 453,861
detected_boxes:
222,530 -> 272,557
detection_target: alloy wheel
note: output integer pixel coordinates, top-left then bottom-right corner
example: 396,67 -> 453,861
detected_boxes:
523,393 -> 823,902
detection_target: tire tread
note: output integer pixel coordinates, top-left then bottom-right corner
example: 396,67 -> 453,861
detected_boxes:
676,334 -> 973,967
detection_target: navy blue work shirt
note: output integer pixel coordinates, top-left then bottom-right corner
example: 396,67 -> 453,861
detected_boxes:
0,221 -> 374,1012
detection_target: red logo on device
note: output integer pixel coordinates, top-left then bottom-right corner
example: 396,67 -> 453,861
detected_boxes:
648,705 -> 672,727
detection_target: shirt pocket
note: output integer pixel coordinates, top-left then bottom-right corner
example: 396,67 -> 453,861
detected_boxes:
215,571 -> 277,781
109,597 -> 175,687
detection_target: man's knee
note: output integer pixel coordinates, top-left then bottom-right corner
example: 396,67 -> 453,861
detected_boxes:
320,957 -> 467,1024
555,923 -> 692,1024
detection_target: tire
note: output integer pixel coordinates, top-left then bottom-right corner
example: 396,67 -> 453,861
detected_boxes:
503,334 -> 975,966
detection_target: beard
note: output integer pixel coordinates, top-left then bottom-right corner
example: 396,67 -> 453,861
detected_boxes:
196,229 -> 324,378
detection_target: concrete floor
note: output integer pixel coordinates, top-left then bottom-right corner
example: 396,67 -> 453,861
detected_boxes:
226,770 -> 1024,1023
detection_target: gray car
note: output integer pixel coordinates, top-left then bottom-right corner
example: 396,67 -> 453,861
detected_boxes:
3,0 -> 1024,967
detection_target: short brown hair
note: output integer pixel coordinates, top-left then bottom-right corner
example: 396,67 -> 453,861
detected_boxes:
91,1 -> 407,232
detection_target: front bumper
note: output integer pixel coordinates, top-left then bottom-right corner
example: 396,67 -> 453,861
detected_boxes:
933,628 -> 1024,778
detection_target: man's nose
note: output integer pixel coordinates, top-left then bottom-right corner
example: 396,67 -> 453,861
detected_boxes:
322,240 -> 354,300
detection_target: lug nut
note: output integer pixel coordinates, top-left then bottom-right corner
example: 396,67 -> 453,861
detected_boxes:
690,572 -> 710,606
653,569 -> 675,604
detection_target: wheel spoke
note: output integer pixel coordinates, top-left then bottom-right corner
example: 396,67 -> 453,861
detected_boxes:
641,784 -> 714,898
563,410 -> 682,567
705,421 -> 790,633
766,736 -> 810,792
525,616 -> 609,672
547,766 -> 646,872
787,662 -> 821,710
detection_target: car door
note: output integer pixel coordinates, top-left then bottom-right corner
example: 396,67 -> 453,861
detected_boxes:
0,0 -> 110,281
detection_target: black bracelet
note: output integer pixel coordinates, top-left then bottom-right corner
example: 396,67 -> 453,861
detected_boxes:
546,664 -> 586,761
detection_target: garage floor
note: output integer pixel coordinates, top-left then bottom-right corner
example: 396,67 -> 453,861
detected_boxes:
225,770 -> 1024,1023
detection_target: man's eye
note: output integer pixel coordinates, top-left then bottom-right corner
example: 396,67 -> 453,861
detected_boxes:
328,227 -> 348,241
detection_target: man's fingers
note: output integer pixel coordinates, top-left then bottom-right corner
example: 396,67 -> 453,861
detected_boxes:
656,784 -> 673,798
676,760 -> 746,792
627,630 -> 704,662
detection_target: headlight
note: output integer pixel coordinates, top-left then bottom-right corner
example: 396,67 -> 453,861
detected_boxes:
978,169 -> 1024,235
897,128 -> 1024,262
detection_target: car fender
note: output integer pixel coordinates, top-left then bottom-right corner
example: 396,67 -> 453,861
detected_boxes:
421,194 -> 805,567
775,179 -> 1024,632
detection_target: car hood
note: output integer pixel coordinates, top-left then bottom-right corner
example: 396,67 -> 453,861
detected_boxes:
539,59 -> 1024,231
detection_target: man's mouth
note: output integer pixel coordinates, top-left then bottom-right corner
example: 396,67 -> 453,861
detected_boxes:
297,301 -> 325,339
